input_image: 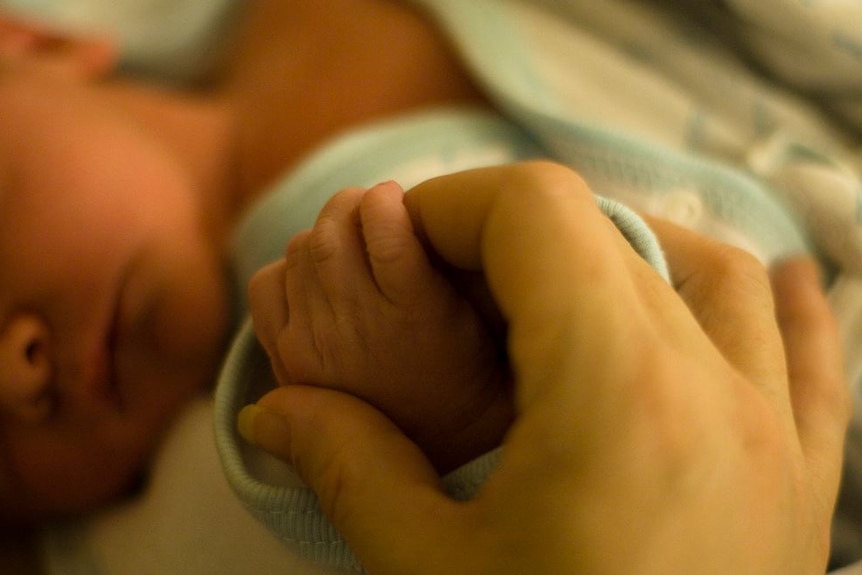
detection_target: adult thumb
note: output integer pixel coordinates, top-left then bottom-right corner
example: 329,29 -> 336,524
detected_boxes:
238,385 -> 469,574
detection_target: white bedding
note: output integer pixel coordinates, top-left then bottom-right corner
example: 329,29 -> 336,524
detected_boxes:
43,398 -> 345,575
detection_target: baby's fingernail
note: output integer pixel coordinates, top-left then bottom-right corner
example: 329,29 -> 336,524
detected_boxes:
373,180 -> 403,193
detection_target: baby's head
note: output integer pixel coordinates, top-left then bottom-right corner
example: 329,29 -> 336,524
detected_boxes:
0,16 -> 232,519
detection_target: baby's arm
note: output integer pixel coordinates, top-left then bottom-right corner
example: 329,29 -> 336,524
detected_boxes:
249,181 -> 512,473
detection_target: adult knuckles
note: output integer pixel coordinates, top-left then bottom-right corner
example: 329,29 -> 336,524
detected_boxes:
614,339 -> 778,482
677,243 -> 774,330
704,244 -> 772,301
625,351 -> 721,461
501,161 -> 593,206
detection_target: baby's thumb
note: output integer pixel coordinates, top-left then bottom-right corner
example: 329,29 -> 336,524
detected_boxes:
238,385 -> 466,574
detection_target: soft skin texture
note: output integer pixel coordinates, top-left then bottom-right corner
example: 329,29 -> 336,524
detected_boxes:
0,55 -> 230,516
0,0 -> 486,518
249,181 -> 513,473
240,162 -> 851,575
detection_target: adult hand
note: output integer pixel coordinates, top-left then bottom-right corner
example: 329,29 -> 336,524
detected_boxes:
241,162 -> 850,575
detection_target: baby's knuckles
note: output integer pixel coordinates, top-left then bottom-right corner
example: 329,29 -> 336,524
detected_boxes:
275,315 -> 350,387
308,209 -> 350,272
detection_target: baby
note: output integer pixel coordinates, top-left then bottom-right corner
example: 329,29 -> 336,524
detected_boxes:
4,0 -> 862,571
0,38 -> 231,517
0,0 -> 486,520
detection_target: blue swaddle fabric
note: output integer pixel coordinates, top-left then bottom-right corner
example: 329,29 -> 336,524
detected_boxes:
228,109 -> 549,304
0,0 -> 242,83
215,109 -> 672,572
217,1 -> 862,571
720,0 -> 862,134
409,0 -> 842,266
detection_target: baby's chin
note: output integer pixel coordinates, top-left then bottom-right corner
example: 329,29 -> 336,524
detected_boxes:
5,370 -> 214,521
1,454 -> 149,522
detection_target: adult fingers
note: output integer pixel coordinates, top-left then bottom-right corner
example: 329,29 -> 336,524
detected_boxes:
645,217 -> 788,396
406,163 -> 672,412
478,168 -> 661,412
239,386 -> 470,575
771,258 -> 850,513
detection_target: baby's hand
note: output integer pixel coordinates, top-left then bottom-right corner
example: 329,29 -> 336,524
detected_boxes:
249,181 -> 512,472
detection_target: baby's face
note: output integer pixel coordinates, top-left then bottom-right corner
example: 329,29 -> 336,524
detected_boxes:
0,69 -> 230,517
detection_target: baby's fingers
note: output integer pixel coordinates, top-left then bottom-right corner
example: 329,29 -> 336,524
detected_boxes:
307,187 -> 371,304
248,260 -> 293,386
359,181 -> 445,305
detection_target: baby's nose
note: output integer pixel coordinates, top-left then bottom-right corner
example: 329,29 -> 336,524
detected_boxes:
0,314 -> 53,423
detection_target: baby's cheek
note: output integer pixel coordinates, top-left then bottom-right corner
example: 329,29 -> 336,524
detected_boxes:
3,421 -> 148,516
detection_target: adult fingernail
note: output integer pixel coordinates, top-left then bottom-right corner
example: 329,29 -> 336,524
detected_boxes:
237,404 -> 263,445
237,404 -> 292,458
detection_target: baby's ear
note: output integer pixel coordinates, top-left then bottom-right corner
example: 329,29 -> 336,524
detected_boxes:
0,14 -> 118,80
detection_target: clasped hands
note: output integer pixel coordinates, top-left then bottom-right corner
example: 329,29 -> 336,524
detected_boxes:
242,162 -> 850,575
